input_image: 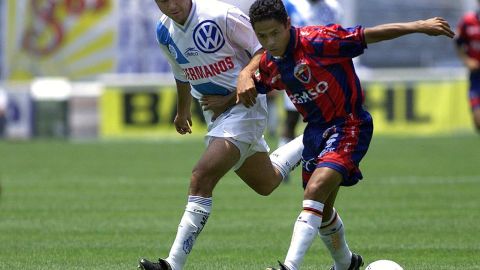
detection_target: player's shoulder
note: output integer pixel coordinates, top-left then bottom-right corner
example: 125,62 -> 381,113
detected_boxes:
156,15 -> 173,45
297,25 -> 333,38
157,12 -> 175,30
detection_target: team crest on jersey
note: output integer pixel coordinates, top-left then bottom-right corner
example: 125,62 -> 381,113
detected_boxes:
168,44 -> 178,59
294,62 -> 311,84
193,20 -> 225,53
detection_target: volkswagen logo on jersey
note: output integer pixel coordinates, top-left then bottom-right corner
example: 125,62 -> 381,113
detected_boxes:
193,20 -> 225,53
294,62 -> 311,83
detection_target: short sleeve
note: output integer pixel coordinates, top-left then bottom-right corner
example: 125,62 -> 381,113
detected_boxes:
158,45 -> 188,82
225,7 -> 263,56
306,24 -> 366,59
156,21 -> 189,82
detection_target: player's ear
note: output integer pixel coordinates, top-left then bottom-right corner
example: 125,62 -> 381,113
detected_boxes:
286,17 -> 291,29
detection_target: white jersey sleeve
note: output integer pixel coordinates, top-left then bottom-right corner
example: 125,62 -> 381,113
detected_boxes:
225,7 -> 263,57
156,20 -> 189,83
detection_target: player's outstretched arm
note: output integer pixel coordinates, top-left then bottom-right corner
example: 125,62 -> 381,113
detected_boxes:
364,17 -> 455,44
174,80 -> 193,135
236,49 -> 265,108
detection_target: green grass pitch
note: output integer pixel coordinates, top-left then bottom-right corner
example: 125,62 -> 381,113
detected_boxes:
0,135 -> 479,269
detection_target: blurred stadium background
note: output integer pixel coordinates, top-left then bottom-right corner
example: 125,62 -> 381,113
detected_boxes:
0,0 -> 477,139
0,1 -> 479,269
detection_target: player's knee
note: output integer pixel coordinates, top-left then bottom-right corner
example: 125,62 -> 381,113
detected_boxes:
304,178 -> 334,201
304,181 -> 322,198
474,118 -> 480,132
473,110 -> 480,132
473,120 -> 480,132
189,168 -> 215,195
255,185 -> 276,196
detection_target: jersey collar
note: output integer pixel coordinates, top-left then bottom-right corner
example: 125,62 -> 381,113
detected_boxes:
173,0 -> 197,32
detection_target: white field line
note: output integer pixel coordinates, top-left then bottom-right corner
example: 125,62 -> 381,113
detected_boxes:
368,175 -> 480,184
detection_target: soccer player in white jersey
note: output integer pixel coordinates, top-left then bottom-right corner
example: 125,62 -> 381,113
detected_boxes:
138,0 -> 304,269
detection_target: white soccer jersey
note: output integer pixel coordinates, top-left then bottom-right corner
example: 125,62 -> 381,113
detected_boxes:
156,0 -> 263,100
155,0 -> 269,160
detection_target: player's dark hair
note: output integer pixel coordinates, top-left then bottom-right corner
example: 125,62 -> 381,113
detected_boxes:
249,0 -> 288,28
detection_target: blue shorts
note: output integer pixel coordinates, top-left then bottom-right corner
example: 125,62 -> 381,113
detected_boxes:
301,110 -> 373,188
469,71 -> 480,110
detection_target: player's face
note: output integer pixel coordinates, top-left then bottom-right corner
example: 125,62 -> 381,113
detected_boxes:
154,0 -> 192,25
254,18 -> 291,57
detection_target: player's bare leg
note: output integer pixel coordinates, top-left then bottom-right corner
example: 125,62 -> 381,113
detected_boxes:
236,152 -> 281,195
140,138 -> 240,270
280,168 -> 362,270
236,135 -> 303,195
473,107 -> 480,133
188,138 -> 240,196
318,187 -> 360,270
140,136 -> 302,270
279,110 -> 301,147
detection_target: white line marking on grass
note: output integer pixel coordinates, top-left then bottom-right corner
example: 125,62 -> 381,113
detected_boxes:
369,175 -> 480,184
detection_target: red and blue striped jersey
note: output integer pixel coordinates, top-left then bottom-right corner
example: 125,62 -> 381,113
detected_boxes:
456,12 -> 480,61
255,25 -> 367,124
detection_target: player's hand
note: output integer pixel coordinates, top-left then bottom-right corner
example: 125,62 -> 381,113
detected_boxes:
465,58 -> 480,71
419,17 -> 455,38
200,94 -> 234,121
173,114 -> 192,134
236,72 -> 258,108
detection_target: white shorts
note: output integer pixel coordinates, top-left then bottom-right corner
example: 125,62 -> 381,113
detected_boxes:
283,91 -> 296,111
204,95 -> 270,170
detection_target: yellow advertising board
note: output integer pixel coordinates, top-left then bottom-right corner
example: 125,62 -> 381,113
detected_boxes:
5,0 -> 116,80
365,80 -> 472,135
100,87 -> 206,138
100,80 -> 474,138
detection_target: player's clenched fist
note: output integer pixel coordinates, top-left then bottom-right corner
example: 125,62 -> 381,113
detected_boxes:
174,115 -> 192,135
236,85 -> 258,108
419,17 -> 455,38
236,71 -> 258,108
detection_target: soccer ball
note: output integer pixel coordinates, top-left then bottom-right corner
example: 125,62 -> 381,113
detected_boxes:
365,260 -> 403,270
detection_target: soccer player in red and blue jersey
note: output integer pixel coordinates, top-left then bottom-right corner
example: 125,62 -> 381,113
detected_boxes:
238,0 -> 455,269
456,0 -> 480,133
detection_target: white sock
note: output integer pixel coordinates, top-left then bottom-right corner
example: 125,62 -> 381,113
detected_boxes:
284,200 -> 324,270
270,135 -> 303,180
166,196 -> 212,270
319,209 -> 352,270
